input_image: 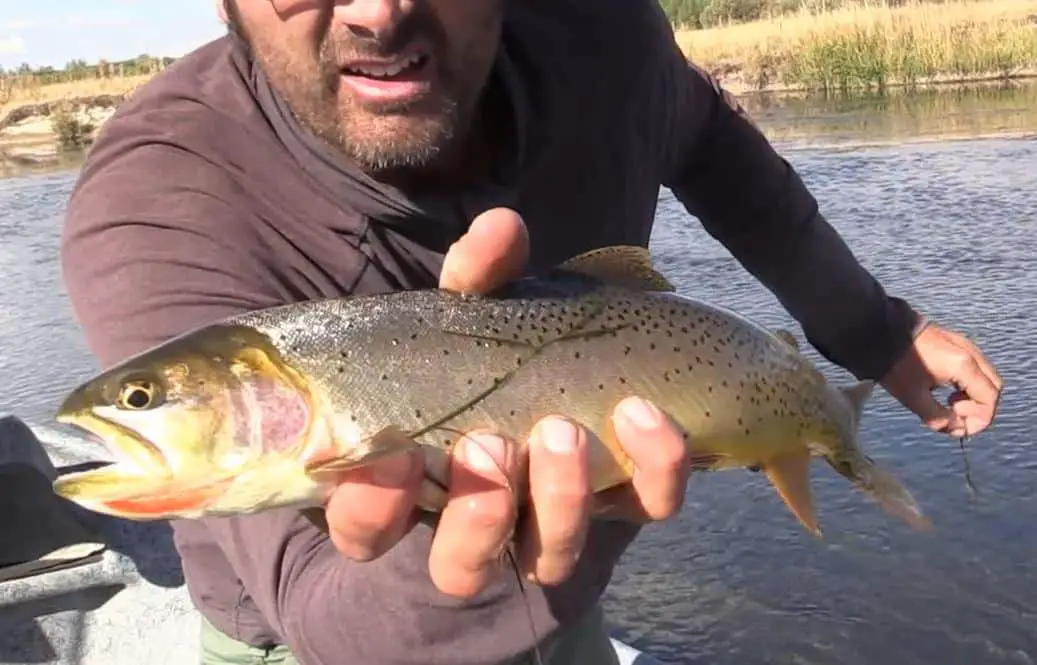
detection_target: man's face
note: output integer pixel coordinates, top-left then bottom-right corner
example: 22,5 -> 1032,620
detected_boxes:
227,0 -> 504,174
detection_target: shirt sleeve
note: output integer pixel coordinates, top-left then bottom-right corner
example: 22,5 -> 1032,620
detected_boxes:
652,31 -> 920,380
60,144 -> 385,663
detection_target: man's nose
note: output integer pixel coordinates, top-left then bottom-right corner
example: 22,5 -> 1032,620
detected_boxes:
334,0 -> 410,40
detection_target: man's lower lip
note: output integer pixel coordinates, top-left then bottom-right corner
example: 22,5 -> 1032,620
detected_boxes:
340,74 -> 431,104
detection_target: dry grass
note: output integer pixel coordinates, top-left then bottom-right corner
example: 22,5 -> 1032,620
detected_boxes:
676,0 -> 1037,93
0,74 -> 151,117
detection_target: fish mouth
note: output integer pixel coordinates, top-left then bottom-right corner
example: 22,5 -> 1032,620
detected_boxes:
51,410 -> 235,520
54,409 -> 171,479
52,462 -> 235,521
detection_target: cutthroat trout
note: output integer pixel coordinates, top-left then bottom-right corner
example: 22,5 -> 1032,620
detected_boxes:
52,246 -> 929,536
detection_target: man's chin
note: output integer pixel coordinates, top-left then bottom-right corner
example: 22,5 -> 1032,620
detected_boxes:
337,112 -> 457,174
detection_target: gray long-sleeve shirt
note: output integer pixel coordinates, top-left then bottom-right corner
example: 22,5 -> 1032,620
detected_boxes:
59,2 -> 919,663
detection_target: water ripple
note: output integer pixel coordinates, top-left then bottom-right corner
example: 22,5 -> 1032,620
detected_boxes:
1,96 -> 1035,665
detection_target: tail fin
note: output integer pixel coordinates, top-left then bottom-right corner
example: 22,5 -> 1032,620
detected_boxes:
833,379 -> 932,532
852,457 -> 932,532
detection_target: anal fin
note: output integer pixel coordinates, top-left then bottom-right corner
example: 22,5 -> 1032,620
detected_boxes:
762,450 -> 821,537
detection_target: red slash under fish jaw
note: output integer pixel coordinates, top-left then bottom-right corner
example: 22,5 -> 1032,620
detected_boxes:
101,478 -> 235,520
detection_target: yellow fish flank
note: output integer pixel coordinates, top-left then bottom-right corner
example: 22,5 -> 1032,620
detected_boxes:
51,246 -> 930,537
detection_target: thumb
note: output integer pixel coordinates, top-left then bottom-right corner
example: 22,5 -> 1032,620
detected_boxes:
440,207 -> 529,295
882,351 -> 963,435
895,386 -> 958,434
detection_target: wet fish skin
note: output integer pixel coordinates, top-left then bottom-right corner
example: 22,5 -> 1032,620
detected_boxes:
52,246 -> 930,536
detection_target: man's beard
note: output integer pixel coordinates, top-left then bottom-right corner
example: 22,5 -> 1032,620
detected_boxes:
308,35 -> 463,174
226,2 -> 475,176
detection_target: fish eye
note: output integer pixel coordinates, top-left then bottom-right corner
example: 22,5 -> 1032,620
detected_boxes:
116,380 -> 162,411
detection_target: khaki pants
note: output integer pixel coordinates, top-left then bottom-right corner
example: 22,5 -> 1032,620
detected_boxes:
200,603 -> 620,665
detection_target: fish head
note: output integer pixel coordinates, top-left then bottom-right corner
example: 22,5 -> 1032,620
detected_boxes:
52,325 -> 319,520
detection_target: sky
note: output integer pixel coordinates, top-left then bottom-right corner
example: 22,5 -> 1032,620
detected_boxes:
0,0 -> 227,70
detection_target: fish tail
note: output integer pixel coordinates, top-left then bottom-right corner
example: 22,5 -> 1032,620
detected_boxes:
848,455 -> 932,532
830,380 -> 932,532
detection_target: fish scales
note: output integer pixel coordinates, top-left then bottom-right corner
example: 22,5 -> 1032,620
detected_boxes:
50,245 -> 931,536
235,275 -> 842,495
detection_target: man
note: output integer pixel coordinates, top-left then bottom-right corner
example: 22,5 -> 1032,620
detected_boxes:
60,1 -> 1003,664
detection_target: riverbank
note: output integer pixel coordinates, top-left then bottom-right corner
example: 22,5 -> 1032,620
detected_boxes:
676,0 -> 1037,94
0,75 -> 149,172
1,0 -> 1035,167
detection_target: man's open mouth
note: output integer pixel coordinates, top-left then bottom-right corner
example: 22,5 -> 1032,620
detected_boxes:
342,53 -> 429,80
339,51 -> 434,104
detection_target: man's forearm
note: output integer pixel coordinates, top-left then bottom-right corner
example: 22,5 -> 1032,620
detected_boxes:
664,65 -> 919,379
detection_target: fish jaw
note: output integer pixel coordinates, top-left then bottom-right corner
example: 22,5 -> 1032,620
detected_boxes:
52,455 -> 333,521
56,397 -> 171,478
52,463 -> 236,520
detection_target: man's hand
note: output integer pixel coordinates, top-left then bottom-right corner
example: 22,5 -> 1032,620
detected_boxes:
880,320 -> 1003,439
322,207 -> 692,598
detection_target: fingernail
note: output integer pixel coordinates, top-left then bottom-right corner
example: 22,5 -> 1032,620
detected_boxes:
617,397 -> 662,430
371,453 -> 415,486
460,433 -> 508,477
533,416 -> 579,455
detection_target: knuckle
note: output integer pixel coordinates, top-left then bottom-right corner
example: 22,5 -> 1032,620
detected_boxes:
535,472 -> 591,507
457,494 -> 515,533
952,352 -> 974,375
639,484 -> 685,521
534,556 -> 579,587
430,561 -> 485,599
329,529 -> 380,562
655,430 -> 691,474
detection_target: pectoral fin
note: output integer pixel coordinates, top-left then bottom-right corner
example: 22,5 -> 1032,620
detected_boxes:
763,451 -> 821,537
303,425 -> 421,480
774,329 -> 800,351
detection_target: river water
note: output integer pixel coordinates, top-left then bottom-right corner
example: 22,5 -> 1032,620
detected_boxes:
1,83 -> 1035,665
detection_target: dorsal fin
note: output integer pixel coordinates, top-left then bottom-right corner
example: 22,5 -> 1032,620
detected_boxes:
556,246 -> 675,292
774,329 -> 800,351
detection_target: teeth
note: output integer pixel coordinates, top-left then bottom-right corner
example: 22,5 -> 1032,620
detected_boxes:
348,54 -> 423,78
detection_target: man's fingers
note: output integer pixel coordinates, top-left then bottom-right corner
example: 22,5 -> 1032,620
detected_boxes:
948,392 -> 997,437
949,333 -> 1003,391
610,397 -> 690,521
950,353 -> 1001,413
429,432 -> 518,598
439,207 -> 529,295
324,452 -> 423,561
518,416 -> 591,586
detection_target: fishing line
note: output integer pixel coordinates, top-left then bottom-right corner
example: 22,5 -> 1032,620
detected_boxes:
504,545 -> 545,665
959,422 -> 979,497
